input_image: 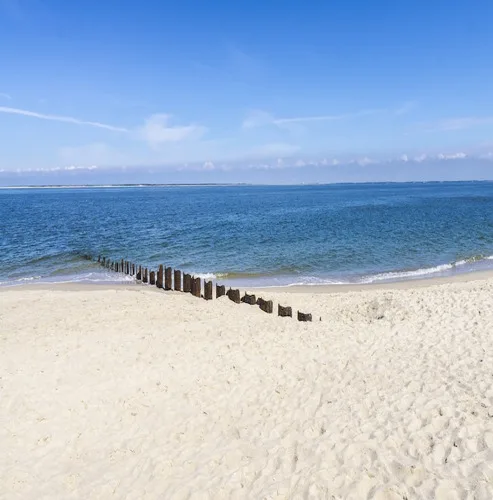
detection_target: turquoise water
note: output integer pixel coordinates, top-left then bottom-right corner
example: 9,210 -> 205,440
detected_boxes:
1,182 -> 493,287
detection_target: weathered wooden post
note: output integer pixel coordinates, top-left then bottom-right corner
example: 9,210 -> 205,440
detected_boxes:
98,255 -> 101,263
136,265 -> 141,280
278,305 -> 292,317
156,265 -> 164,289
131,263 -> 135,276
143,268 -> 148,283
241,293 -> 256,305
111,261 -> 114,271
120,259 -> 124,272
164,267 -> 172,290
174,270 -> 181,291
126,261 -> 129,274
227,288 -> 241,304
204,280 -> 213,300
257,298 -> 273,314
183,273 -> 192,293
149,271 -> 156,285
297,311 -> 312,322
192,277 -> 201,297
102,257 -> 106,267
216,284 -> 226,298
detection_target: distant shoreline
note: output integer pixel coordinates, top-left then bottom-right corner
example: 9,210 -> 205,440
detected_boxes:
1,179 -> 492,189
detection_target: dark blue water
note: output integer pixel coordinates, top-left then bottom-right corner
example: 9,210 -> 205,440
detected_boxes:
1,182 -> 493,287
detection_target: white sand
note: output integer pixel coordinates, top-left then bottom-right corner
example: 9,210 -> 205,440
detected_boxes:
2,277 -> 493,499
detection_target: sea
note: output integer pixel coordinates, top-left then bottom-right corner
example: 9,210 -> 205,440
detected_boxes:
1,182 -> 493,288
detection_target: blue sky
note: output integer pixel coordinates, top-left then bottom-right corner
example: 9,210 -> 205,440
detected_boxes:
1,0 -> 493,184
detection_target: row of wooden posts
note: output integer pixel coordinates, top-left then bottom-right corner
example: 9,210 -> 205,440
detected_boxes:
97,256 -> 313,322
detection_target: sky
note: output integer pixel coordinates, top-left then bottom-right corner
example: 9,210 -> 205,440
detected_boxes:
1,0 -> 493,185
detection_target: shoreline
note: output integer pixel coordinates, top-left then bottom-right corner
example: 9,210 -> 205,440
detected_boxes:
3,268 -> 493,294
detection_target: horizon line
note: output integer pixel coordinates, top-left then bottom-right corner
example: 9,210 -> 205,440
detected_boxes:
1,179 -> 493,189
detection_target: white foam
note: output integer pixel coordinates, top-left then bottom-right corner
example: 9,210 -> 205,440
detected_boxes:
0,271 -> 135,288
193,272 -> 217,280
360,263 -> 454,283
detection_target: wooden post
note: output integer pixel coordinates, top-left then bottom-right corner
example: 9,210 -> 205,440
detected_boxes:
241,293 -> 256,305
204,280 -> 213,300
149,271 -> 156,285
156,265 -> 164,289
136,266 -> 141,280
278,305 -> 292,317
143,268 -> 148,283
111,261 -> 114,271
192,277 -> 201,297
190,277 -> 196,295
227,288 -> 241,304
257,298 -> 273,314
102,257 -> 106,267
174,270 -> 182,291
297,311 -> 312,322
164,267 -> 172,290
131,263 -> 135,276
126,261 -> 129,274
120,259 -> 124,272
183,273 -> 192,293
216,284 -> 226,298
98,255 -> 101,263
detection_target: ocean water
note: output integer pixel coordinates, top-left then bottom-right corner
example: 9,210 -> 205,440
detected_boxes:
1,182 -> 493,288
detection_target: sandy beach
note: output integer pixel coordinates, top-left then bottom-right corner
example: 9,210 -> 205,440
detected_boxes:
2,275 -> 493,499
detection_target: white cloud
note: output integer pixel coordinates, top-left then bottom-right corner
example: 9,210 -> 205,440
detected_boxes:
0,106 -> 206,150
0,92 -> 12,100
244,108 -> 384,129
400,154 -> 409,162
64,165 -> 98,171
12,165 -> 98,173
356,157 -> 379,166
426,116 -> 493,132
437,152 -> 467,160
0,106 -> 129,132
274,108 -> 383,125
243,102 -> 412,129
202,161 -> 215,170
137,114 -> 206,147
414,154 -> 428,162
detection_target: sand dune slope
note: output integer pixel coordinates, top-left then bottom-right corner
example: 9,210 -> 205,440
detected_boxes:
1,280 -> 493,499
